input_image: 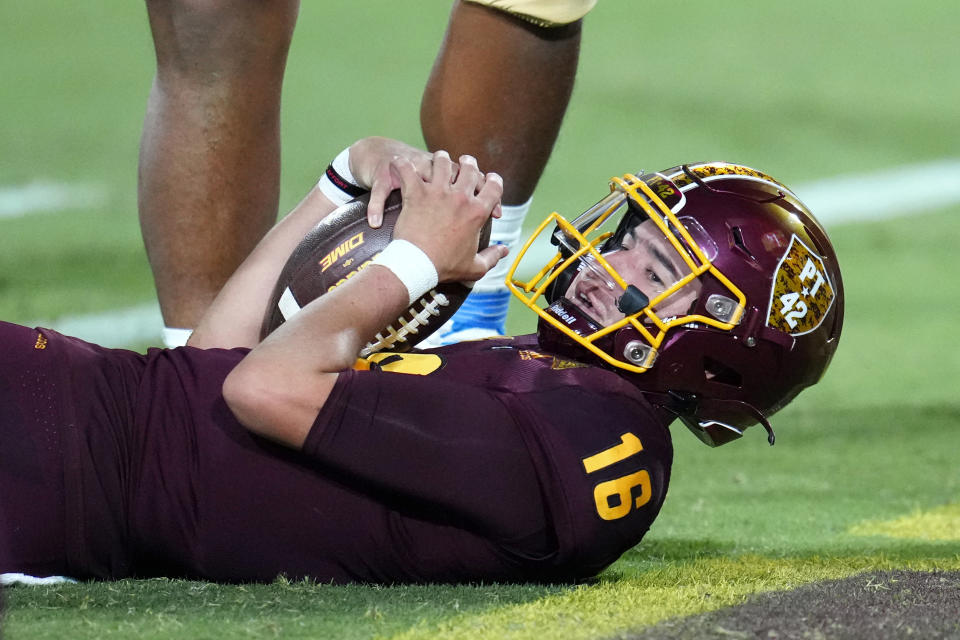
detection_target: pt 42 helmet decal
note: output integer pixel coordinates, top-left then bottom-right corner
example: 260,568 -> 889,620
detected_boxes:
766,235 -> 836,336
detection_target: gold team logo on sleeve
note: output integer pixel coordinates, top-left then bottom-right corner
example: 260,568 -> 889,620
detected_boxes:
766,235 -> 836,335
354,352 -> 444,375
519,349 -> 587,370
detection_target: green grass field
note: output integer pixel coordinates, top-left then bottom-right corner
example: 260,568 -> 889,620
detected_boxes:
2,2 -> 959,638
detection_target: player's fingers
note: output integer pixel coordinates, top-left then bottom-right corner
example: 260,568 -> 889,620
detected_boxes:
476,172 -> 504,213
430,150 -> 454,185
470,173 -> 502,218
389,156 -> 423,194
366,164 -> 395,228
410,151 -> 435,183
472,244 -> 510,278
454,154 -> 482,193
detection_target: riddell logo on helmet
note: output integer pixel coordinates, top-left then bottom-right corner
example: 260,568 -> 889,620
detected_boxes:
319,232 -> 364,272
550,302 -> 578,325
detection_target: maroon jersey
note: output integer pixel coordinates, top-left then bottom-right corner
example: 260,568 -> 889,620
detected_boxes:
0,321 -> 144,578
299,336 -> 674,582
0,321 -> 672,583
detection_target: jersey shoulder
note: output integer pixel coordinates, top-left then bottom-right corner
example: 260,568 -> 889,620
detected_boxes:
403,334 -> 640,394
514,382 -> 672,578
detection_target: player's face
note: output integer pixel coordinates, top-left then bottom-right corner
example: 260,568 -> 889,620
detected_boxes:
564,219 -> 701,326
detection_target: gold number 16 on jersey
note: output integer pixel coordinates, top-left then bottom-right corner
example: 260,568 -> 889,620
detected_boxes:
582,432 -> 652,521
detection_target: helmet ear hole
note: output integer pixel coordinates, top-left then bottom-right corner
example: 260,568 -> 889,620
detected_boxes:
703,356 -> 742,387
730,226 -> 756,260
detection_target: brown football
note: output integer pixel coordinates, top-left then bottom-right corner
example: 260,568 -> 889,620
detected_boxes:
260,190 -> 490,354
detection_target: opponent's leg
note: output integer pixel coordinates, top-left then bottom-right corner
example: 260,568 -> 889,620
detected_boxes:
422,0 -> 584,205
139,0 -> 300,343
420,0 -> 584,341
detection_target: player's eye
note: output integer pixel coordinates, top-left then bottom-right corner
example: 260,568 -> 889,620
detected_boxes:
646,268 -> 665,288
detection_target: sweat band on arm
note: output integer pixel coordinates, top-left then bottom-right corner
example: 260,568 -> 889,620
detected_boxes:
370,240 -> 439,306
317,147 -> 368,206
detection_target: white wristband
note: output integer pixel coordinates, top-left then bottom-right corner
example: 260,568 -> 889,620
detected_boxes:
317,147 -> 366,206
370,240 -> 439,306
331,147 -> 356,184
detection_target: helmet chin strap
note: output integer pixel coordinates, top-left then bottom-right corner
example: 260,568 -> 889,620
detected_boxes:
650,390 -> 777,446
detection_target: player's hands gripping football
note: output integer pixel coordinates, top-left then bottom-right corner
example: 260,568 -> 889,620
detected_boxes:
390,150 -> 508,284
347,137 -> 435,227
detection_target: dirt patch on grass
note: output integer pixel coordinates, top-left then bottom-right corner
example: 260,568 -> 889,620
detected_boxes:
627,570 -> 960,639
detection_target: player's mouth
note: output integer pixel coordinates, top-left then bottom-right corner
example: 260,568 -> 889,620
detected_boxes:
572,280 -> 622,324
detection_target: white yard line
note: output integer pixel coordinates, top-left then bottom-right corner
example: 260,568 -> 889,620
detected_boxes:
516,158 -> 960,280
0,180 -> 108,219
15,159 -> 960,348
31,302 -> 164,349
797,158 -> 960,224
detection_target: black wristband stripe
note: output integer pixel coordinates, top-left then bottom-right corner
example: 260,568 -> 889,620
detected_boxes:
325,164 -> 368,198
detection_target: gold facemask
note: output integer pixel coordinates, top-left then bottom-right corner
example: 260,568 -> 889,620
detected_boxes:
506,172 -> 747,373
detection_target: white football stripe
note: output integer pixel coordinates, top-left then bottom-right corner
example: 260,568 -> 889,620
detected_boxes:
0,180 -> 108,219
278,286 -> 303,321
20,158 -> 960,348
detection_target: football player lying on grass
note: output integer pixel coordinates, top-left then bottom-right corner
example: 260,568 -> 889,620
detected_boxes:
0,137 -> 843,584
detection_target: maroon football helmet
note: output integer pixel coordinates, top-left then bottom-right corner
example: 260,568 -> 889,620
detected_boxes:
507,162 -> 844,446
